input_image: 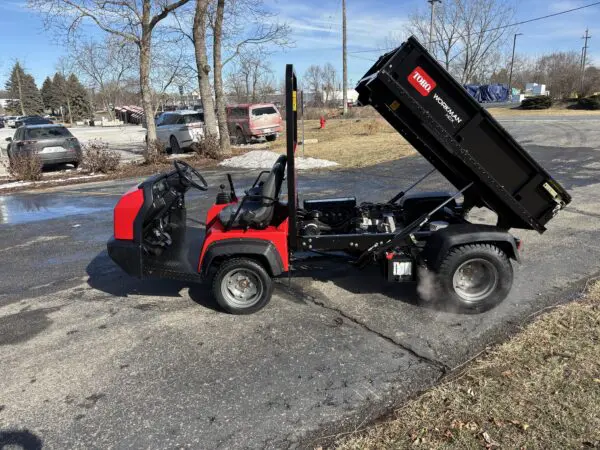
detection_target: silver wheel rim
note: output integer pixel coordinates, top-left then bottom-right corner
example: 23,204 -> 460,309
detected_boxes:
220,268 -> 263,308
452,258 -> 498,304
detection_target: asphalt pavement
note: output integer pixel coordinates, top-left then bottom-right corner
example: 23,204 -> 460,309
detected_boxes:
1,116 -> 600,448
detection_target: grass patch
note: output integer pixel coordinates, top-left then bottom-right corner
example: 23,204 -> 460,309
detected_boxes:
270,119 -> 414,168
488,107 -> 600,117
335,282 -> 600,449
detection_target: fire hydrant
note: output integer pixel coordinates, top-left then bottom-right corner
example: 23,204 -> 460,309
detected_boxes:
320,116 -> 326,129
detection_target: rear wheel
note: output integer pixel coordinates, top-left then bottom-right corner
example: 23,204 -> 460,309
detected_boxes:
212,258 -> 273,314
235,128 -> 247,145
170,136 -> 182,154
71,161 -> 80,169
266,135 -> 277,142
435,244 -> 513,313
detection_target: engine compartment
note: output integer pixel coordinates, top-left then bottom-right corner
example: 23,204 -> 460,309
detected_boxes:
298,194 -> 466,237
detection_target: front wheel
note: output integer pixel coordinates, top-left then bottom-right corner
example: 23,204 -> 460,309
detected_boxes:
435,243 -> 513,313
212,258 -> 274,314
235,129 -> 247,145
170,136 -> 182,154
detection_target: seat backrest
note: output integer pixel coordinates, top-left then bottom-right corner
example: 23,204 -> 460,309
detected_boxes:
260,155 -> 287,205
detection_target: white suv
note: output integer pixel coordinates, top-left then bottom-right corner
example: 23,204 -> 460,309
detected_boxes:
154,110 -> 206,154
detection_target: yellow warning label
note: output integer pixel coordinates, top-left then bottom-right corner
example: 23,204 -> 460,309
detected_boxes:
543,182 -> 559,199
292,91 -> 297,112
390,101 -> 400,111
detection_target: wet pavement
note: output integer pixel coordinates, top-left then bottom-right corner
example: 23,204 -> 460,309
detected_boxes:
1,116 -> 600,448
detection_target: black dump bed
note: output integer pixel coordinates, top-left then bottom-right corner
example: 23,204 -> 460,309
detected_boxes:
356,36 -> 571,233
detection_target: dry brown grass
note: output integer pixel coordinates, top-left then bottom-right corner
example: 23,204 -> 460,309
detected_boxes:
270,119 -> 414,168
488,107 -> 600,117
335,282 -> 600,449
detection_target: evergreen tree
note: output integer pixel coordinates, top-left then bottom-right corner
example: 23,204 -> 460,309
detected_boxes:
41,76 -> 54,113
67,74 -> 91,121
51,72 -> 68,121
4,62 -> 44,115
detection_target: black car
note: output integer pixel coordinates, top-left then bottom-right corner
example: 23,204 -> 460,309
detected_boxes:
14,116 -> 53,128
6,124 -> 81,168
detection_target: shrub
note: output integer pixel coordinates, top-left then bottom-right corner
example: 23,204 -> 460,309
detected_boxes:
575,96 -> 600,110
190,134 -> 221,160
7,151 -> 43,181
521,95 -> 553,110
82,139 -> 120,173
142,139 -> 168,166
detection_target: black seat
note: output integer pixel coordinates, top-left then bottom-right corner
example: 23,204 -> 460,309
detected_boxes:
219,156 -> 287,229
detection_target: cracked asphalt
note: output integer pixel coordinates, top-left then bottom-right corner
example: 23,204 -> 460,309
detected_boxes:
1,115 -> 600,448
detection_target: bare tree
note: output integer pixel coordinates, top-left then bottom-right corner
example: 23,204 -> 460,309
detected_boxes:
70,37 -> 136,119
211,0 -> 291,153
322,63 -> 339,106
533,52 -> 581,99
408,0 -> 515,84
225,48 -> 275,103
304,65 -> 323,106
212,0 -> 230,154
29,0 -> 193,154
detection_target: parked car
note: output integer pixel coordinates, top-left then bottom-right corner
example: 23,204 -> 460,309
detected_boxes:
15,116 -> 53,128
5,124 -> 81,168
226,103 -> 283,144
153,110 -> 207,154
5,116 -> 18,128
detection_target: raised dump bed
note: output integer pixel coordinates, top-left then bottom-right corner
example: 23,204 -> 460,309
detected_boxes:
356,36 -> 571,233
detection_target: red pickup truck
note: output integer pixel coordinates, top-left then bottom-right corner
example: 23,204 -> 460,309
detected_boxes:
226,103 -> 283,145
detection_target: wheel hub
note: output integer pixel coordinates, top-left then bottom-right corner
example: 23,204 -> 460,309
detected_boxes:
452,258 -> 498,304
221,269 -> 262,307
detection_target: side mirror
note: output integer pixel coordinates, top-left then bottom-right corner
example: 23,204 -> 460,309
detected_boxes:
5,137 -> 12,142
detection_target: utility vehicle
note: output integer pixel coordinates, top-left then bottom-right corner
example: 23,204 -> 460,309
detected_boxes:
108,37 -> 570,314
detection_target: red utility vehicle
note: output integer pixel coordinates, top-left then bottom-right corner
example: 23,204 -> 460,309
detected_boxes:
108,41 -> 570,315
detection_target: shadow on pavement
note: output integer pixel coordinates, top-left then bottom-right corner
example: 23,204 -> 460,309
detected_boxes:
0,429 -> 43,450
85,250 -> 220,312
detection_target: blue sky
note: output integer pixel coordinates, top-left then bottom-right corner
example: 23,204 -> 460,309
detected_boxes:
1,0 -> 599,89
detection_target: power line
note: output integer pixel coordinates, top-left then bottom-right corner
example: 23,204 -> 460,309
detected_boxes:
349,0 -> 600,54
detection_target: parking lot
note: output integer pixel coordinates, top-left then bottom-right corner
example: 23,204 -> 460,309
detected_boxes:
0,124 -> 146,177
1,115 -> 600,448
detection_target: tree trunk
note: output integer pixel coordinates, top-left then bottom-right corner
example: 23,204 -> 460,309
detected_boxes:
193,0 -> 218,138
213,0 -> 231,155
67,97 -> 73,124
140,30 -> 157,150
16,69 -> 26,116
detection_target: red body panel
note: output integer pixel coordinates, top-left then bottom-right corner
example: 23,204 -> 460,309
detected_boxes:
114,188 -> 144,240
198,203 -> 289,272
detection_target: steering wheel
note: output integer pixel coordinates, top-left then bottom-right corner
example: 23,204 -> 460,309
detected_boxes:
173,159 -> 208,191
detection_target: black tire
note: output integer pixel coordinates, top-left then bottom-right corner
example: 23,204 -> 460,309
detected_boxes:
236,128 -> 247,145
265,135 -> 277,142
170,136 -> 182,154
434,244 -> 513,313
71,161 -> 80,169
212,258 -> 274,314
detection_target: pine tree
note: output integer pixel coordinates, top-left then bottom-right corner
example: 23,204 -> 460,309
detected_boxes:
67,74 -> 91,121
51,72 -> 67,121
5,62 -> 44,115
41,77 -> 54,113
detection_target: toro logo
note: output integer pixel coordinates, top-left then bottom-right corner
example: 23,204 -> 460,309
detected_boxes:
408,67 -> 436,96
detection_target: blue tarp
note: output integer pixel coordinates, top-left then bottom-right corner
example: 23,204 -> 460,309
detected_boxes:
464,84 -> 509,103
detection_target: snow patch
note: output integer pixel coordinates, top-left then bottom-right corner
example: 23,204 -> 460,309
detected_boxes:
219,150 -> 338,170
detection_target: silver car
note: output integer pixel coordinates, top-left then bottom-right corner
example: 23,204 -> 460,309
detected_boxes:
6,124 -> 81,168
154,110 -> 206,154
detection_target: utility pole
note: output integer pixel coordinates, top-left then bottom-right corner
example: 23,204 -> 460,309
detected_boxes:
508,33 -> 523,101
342,0 -> 348,115
428,0 -> 441,53
581,28 -> 591,93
